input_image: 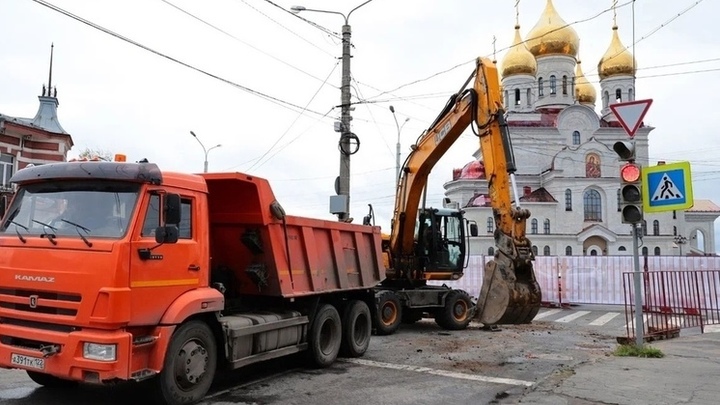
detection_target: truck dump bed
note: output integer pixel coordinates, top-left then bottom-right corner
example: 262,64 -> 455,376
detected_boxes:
202,172 -> 383,298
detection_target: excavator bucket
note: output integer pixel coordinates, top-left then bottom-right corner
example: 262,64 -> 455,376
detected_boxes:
474,253 -> 542,325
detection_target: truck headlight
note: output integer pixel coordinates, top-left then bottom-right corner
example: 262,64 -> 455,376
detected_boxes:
83,343 -> 117,361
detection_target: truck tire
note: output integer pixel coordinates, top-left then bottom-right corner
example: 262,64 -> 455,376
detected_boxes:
154,320 -> 217,405
374,290 -> 402,335
434,290 -> 473,330
26,371 -> 77,389
341,300 -> 371,357
308,304 -> 342,368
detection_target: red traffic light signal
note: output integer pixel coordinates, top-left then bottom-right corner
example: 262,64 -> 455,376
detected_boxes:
620,163 -> 641,182
619,163 -> 643,224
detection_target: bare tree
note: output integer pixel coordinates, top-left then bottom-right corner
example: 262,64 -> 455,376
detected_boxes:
73,148 -> 114,161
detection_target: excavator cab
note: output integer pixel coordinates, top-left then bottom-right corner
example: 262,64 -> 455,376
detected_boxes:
415,208 -> 466,280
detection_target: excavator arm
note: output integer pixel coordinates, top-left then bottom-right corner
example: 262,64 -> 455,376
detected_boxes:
389,57 -> 541,325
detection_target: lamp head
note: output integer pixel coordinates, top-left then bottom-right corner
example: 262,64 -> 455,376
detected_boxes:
290,5 -> 305,13
389,105 -> 395,113
190,130 -> 197,137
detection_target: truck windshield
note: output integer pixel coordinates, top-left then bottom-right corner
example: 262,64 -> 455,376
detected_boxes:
0,180 -> 140,239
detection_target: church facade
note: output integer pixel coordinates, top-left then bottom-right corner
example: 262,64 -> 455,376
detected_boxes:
444,0 -> 719,256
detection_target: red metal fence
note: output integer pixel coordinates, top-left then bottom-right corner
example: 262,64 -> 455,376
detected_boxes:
622,270 -> 720,340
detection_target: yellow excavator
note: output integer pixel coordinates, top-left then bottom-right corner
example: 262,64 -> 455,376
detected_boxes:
365,57 -> 542,335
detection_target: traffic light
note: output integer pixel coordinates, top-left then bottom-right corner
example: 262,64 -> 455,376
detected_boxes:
614,141 -> 643,224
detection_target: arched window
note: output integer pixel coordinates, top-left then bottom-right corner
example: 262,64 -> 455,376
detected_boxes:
642,220 -> 648,236
515,88 -> 521,105
538,77 -> 544,97
543,219 -> 550,234
486,217 -> 494,233
543,246 -> 551,256
619,246 -> 627,251
654,247 -> 661,256
642,247 -> 649,256
504,90 -> 508,108
653,220 -> 660,236
571,77 -> 576,99
628,88 -> 634,101
603,91 -> 609,108
562,75 -> 568,95
572,130 -> 580,145
531,219 -> 538,234
673,210 -> 677,219
673,226 -> 677,236
526,88 -> 531,106
617,189 -> 621,211
488,247 -> 495,256
565,246 -> 572,256
583,189 -> 602,221
532,245 -> 538,256
590,250 -> 597,256
550,75 -> 557,94
615,88 -> 622,102
565,189 -> 572,211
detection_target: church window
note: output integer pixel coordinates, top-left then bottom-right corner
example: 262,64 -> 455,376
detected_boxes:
585,153 -> 601,178
550,75 -> 557,94
504,90 -> 509,108
531,219 -> 538,234
486,217 -> 494,233
583,189 -> 602,221
603,91 -> 609,108
565,189 -> 572,211
653,220 -> 660,236
619,246 -> 627,251
673,226 -> 677,236
543,219 -> 550,234
572,130 -> 580,145
642,220 -> 648,236
654,247 -> 661,256
532,245 -> 538,256
527,88 -> 531,106
514,88 -> 521,105
590,250 -> 597,256
673,210 -> 677,219
615,88 -> 622,102
488,247 -> 495,256
628,88 -> 634,101
562,75 -> 568,95
571,77 -> 575,99
544,246 -> 551,256
538,77 -> 544,97
642,247 -> 648,256
565,246 -> 572,255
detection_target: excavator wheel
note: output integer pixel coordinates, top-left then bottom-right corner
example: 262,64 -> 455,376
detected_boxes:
374,290 -> 402,335
434,289 -> 473,331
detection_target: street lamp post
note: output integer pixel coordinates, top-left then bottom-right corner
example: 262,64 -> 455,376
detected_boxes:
291,1 -> 373,222
190,131 -> 222,173
389,105 -> 409,187
674,235 -> 688,256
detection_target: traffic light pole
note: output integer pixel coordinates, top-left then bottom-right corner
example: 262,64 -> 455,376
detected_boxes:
632,224 -> 644,346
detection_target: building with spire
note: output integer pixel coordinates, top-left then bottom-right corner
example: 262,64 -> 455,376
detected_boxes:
445,0 -> 720,256
0,44 -> 73,212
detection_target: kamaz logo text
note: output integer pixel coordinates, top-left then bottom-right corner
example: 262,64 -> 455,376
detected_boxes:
14,275 -> 55,283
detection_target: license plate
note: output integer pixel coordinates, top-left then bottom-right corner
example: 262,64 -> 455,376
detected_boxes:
10,353 -> 45,370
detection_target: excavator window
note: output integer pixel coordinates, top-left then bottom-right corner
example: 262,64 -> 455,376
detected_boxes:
417,211 -> 465,272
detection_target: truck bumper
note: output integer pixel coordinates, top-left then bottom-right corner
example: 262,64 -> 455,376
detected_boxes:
0,322 -> 133,383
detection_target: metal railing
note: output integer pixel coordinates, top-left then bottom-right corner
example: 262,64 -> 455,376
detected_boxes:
622,270 -> 720,341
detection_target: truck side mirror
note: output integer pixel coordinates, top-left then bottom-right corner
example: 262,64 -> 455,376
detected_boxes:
155,225 -> 179,244
164,193 -> 181,225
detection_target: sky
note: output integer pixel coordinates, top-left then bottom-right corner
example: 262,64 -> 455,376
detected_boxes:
2,0 -> 720,246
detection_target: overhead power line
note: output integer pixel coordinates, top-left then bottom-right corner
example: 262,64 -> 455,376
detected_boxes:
31,0 -> 328,117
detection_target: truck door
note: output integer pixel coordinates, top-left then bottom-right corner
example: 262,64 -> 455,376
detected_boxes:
129,191 -> 203,325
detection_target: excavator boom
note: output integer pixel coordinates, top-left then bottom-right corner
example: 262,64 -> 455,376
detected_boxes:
389,57 -> 541,325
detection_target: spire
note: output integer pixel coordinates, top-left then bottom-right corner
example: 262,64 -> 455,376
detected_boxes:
48,43 -> 54,95
33,43 -> 67,134
500,2 -> 536,79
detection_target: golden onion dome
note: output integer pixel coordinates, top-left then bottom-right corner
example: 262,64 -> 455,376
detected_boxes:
574,60 -> 596,105
598,25 -> 636,79
501,25 -> 538,78
526,0 -> 579,58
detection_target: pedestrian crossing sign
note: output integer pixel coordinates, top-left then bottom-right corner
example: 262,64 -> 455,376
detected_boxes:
642,161 -> 693,213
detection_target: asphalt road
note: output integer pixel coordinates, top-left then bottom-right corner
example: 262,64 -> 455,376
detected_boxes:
0,305 -> 628,405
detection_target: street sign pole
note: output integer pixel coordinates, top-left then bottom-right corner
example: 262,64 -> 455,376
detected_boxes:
632,224 -> 644,346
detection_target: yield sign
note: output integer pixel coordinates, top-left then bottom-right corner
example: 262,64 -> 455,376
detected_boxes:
609,99 -> 653,138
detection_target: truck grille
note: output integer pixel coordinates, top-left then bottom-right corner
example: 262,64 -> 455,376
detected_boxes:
0,288 -> 81,317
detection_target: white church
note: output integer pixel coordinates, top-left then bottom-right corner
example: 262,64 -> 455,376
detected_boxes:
444,0 -> 720,257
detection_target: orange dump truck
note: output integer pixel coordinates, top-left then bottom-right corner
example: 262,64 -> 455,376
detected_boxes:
0,161 -> 383,405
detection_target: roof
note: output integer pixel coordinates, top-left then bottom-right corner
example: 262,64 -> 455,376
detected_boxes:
687,199 -> 720,212
519,187 -> 558,203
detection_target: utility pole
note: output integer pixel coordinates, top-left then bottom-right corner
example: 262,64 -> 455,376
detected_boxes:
291,1 -> 373,222
389,105 -> 409,187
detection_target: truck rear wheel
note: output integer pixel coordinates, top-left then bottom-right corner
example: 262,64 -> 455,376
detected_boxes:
155,320 -> 217,405
26,371 -> 77,389
434,290 -> 473,330
308,304 -> 342,368
341,300 -> 371,357
374,290 -> 402,335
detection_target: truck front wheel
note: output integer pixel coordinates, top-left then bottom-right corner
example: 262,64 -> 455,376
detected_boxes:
155,320 -> 217,405
308,304 -> 342,368
341,300 -> 371,357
